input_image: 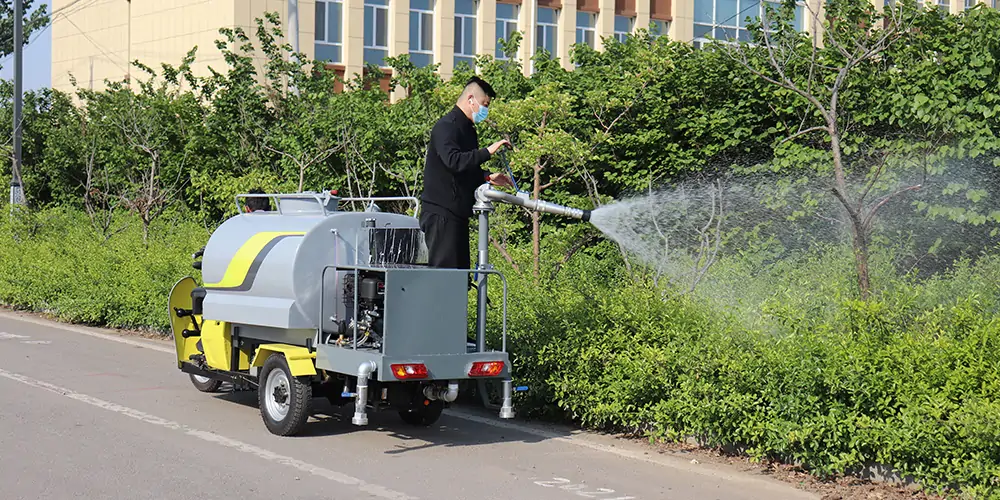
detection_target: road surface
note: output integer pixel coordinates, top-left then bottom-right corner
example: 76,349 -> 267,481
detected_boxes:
0,311 -> 818,500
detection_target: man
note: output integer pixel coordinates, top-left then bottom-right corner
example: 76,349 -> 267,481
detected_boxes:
420,76 -> 513,271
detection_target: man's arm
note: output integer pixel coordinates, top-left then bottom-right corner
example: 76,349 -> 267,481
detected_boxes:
433,124 -> 491,174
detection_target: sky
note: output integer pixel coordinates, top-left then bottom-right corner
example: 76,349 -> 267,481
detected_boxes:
0,0 -> 52,92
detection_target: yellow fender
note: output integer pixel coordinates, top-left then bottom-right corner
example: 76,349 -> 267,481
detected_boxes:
251,344 -> 317,377
167,276 -> 202,368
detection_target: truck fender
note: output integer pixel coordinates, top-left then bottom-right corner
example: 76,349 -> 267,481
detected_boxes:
251,344 -> 317,377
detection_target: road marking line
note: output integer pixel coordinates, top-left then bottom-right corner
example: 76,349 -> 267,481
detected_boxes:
0,367 -> 419,500
0,332 -> 29,340
0,312 -> 173,353
21,340 -> 51,344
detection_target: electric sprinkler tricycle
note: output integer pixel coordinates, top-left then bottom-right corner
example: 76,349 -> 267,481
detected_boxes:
167,182 -> 592,436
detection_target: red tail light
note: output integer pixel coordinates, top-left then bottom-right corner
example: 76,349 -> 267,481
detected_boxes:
469,361 -> 505,377
390,363 -> 428,380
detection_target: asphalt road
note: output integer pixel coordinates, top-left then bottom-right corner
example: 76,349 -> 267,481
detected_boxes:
0,311 -> 819,500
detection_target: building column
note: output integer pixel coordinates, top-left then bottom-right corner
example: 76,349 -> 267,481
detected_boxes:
389,0 -> 409,100
635,0 -> 650,35
478,0 -> 497,69
299,0 -> 318,62
519,0 -> 537,74
804,0 -> 825,48
435,0 -> 456,80
668,0 -> 692,42
595,0 -> 614,51
558,0 -> 577,70
344,0 -> 366,83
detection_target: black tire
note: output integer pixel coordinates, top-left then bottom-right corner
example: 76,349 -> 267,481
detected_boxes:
258,354 -> 312,436
189,373 -> 223,393
399,400 -> 445,426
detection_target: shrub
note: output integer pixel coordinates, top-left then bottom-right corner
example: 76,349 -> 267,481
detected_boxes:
1,207 -> 998,497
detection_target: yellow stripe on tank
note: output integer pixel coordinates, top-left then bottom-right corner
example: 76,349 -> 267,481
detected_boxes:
204,231 -> 306,289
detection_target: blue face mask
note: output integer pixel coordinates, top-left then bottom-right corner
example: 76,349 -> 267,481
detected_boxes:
472,99 -> 489,124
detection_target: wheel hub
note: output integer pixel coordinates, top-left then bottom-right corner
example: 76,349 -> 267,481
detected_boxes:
264,368 -> 291,421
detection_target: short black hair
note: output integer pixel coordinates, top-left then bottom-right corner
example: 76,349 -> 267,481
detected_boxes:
466,76 -> 496,99
246,188 -> 272,212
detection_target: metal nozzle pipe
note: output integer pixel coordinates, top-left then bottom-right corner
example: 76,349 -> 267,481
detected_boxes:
475,184 -> 591,222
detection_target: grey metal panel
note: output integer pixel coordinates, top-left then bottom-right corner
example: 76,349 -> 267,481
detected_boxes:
202,295 -> 307,329
316,344 -> 384,375
316,344 -> 511,382
382,268 -> 469,357
233,325 -> 317,347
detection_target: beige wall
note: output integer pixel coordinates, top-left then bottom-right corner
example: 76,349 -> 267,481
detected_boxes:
60,0 -> 991,102
52,0 -> 242,95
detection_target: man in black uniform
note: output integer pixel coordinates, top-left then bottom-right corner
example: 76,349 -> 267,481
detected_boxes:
420,76 -> 513,271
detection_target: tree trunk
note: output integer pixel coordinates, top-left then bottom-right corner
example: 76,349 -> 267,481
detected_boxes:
851,225 -> 871,301
829,126 -> 872,300
532,163 -> 541,279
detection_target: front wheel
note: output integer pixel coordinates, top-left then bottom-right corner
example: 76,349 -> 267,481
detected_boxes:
258,354 -> 312,436
190,373 -> 223,393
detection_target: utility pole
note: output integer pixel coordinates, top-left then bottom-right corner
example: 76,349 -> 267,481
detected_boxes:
9,0 -> 25,208
288,0 -> 300,96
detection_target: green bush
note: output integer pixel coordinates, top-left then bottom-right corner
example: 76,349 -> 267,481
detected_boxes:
2,207 -> 999,498
0,207 -> 208,331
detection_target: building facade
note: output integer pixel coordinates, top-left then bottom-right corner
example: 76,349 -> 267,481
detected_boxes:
50,0 -> 999,100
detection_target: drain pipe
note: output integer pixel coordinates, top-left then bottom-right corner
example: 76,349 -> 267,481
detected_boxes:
423,381 -> 459,402
352,360 -> 378,425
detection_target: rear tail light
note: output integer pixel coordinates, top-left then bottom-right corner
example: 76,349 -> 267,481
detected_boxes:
390,363 -> 428,380
469,361 -> 505,377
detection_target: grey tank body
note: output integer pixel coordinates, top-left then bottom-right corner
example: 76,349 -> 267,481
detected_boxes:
200,203 -> 423,336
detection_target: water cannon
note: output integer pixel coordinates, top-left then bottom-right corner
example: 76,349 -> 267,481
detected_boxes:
474,183 -> 592,222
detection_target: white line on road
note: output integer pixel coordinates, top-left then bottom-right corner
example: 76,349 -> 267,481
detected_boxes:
0,312 -> 173,353
0,367 -> 419,500
0,332 -> 29,340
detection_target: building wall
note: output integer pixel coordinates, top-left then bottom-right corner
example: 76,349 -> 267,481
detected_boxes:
52,0 -> 241,95
51,0 -> 1000,99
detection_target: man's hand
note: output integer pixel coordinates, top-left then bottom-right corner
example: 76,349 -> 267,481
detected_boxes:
487,139 -> 511,155
486,172 -> 514,188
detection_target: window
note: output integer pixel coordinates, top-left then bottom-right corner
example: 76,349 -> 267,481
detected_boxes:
651,19 -> 668,39
576,12 -> 597,48
364,0 -> 389,66
535,6 -> 558,57
693,0 -> 802,48
614,15 -> 634,43
315,0 -> 344,63
496,2 -> 518,59
964,0 -> 976,8
410,0 -> 434,67
455,0 -> 477,69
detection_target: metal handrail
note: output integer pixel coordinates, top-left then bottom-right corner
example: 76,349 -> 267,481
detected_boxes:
234,192 -> 337,216
338,196 -> 421,217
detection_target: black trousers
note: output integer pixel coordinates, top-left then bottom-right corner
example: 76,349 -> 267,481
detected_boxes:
419,210 -> 471,270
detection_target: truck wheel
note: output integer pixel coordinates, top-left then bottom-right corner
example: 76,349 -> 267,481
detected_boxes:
190,374 -> 223,393
399,400 -> 444,426
258,354 -> 312,436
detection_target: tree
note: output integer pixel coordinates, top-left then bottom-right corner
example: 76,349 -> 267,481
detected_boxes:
721,0 -> 924,300
0,0 -> 49,61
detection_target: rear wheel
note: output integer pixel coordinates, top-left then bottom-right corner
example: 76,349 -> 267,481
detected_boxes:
189,373 -> 223,393
399,400 -> 444,426
258,354 -> 312,436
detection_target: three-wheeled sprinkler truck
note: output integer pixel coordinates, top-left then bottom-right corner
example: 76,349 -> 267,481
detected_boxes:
167,182 -> 591,436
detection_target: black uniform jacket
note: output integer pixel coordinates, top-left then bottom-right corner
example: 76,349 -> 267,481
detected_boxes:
420,106 -> 491,220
